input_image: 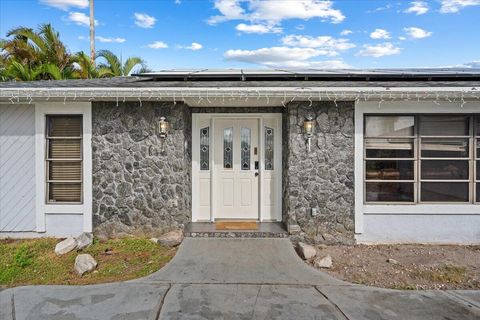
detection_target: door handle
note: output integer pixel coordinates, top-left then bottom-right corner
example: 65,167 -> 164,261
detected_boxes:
255,172 -> 259,177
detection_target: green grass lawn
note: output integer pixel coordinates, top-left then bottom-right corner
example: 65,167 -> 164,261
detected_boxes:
0,237 -> 175,288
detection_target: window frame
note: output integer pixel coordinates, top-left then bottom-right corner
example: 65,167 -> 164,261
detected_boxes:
476,119 -> 480,203
45,114 -> 84,204
364,113 -> 479,205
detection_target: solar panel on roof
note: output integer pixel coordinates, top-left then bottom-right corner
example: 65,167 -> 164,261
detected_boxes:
130,68 -> 480,82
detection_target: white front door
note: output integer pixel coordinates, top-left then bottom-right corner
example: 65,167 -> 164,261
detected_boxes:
214,119 -> 259,219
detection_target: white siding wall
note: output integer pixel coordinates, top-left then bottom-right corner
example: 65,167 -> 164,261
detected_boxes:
0,105 -> 36,232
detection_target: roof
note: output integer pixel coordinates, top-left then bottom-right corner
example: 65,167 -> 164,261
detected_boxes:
1,69 -> 479,104
1,78 -> 480,89
0,68 -> 480,89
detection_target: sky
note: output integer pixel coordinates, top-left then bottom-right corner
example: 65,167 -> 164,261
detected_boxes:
1,0 -> 479,71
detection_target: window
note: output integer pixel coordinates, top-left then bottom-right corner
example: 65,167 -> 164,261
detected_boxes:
264,127 -> 274,170
223,127 -> 233,169
46,115 -> 83,203
364,116 -> 415,202
477,117 -> 480,202
200,127 -> 210,171
364,114 -> 479,204
419,116 -> 470,202
240,127 -> 251,170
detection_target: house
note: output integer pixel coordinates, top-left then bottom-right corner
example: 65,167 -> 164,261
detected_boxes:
0,69 -> 479,244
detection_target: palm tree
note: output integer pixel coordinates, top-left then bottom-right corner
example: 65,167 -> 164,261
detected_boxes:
96,50 -> 144,77
72,51 -> 98,79
0,23 -> 75,80
0,23 -> 150,81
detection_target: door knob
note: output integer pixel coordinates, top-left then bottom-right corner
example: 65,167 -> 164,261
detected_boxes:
255,172 -> 259,177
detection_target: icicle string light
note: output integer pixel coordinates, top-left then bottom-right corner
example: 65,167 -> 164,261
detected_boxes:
1,88 -> 480,108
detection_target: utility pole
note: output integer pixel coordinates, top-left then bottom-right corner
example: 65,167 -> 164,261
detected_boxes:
89,0 -> 95,65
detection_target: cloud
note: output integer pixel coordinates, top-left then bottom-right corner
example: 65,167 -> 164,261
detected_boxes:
440,0 -> 480,13
405,1 -> 429,15
67,12 -> 97,27
225,47 -> 325,64
96,36 -> 126,43
224,46 -> 350,68
208,0 -> 246,24
356,43 -> 401,57
147,41 -> 168,49
270,59 -> 351,68
370,28 -> 390,39
281,35 -> 355,55
40,0 -> 87,10
223,45 -> 353,68
340,29 -> 352,36
367,3 -> 393,13
404,27 -> 432,39
248,0 -> 345,24
450,60 -> 480,68
236,23 -> 282,34
208,0 -> 345,26
178,42 -> 203,50
134,12 -> 156,28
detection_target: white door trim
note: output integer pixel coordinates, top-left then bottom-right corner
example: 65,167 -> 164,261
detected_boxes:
192,113 -> 282,222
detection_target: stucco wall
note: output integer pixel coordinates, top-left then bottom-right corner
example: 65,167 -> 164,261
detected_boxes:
92,101 -> 191,238
283,102 -> 355,244
357,214 -> 480,244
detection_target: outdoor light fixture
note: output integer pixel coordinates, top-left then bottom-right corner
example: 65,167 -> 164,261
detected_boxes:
158,116 -> 170,151
303,116 -> 315,152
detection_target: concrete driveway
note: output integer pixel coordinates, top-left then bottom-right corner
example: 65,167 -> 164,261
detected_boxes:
1,238 -> 479,320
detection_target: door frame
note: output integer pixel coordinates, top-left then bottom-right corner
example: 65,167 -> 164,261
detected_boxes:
192,113 -> 282,222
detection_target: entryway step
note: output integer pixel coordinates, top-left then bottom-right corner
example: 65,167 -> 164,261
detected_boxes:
184,222 -> 288,238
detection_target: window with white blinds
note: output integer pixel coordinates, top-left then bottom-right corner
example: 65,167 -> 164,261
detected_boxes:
46,115 -> 83,203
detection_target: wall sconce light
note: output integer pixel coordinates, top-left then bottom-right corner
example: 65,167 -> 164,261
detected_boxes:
303,116 -> 315,152
158,116 -> 170,152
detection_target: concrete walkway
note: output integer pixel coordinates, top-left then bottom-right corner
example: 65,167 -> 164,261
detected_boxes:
1,238 -> 479,320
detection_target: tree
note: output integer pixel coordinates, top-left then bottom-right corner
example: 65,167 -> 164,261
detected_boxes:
72,51 -> 98,79
0,23 -> 75,81
0,23 -> 150,81
96,50 -> 144,77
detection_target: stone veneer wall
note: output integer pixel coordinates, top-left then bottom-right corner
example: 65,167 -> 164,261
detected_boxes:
91,101 -> 355,243
283,102 -> 355,245
92,101 -> 191,238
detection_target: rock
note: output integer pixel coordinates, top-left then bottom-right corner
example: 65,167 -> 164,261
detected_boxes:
74,254 -> 97,276
387,258 -> 399,265
314,255 -> 333,269
75,233 -> 93,250
157,230 -> 183,247
296,242 -> 317,260
150,237 -> 159,244
55,237 -> 77,255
